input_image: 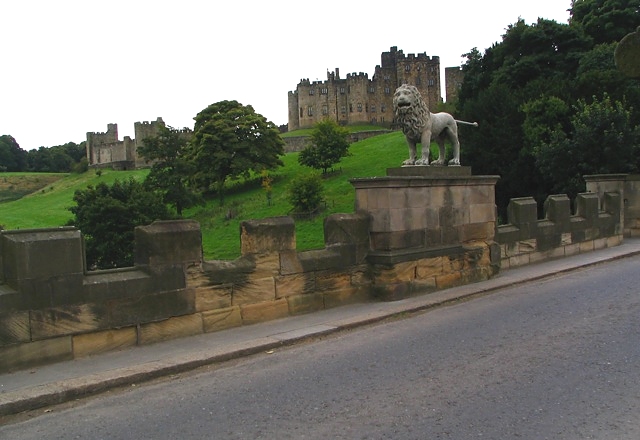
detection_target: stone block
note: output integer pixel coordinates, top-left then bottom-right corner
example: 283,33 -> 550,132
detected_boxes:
280,250 -> 303,275
544,194 -> 571,224
412,277 -> 437,293
200,258 -> 254,286
1,228 -> 83,286
373,261 -> 416,284
579,240 -> 595,253
529,247 -> 566,264
275,273 -> 315,299
232,277 -> 275,306
297,248 -> 353,272
508,253 -> 530,268
0,337 -> 72,373
240,217 -> 295,256
350,269 -> 372,287
324,286 -> 370,308
0,311 -> 30,345
73,327 -> 137,358
459,222 -> 495,242
315,271 -> 353,292
576,192 -> 599,222
415,256 -> 444,279
139,314 -> 204,345
135,220 -> 202,267
83,269 -> 153,302
565,243 -> 581,256
195,284 -> 232,311
108,288 -> 195,328
436,271 -> 463,289
507,197 -> 538,227
202,307 -> 243,333
470,203 -> 496,223
240,299 -> 289,325
30,303 -> 107,340
372,281 -> 412,301
286,293 -> 325,315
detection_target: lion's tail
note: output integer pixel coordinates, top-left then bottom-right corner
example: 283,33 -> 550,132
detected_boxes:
455,120 -> 479,127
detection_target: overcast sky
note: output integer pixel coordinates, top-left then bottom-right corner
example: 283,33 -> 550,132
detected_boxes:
1,0 -> 573,151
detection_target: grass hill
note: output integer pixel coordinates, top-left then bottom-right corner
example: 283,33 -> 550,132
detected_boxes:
1,131 -> 410,260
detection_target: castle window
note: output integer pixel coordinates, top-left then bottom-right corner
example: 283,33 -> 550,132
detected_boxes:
428,79 -> 435,87
308,106 -> 314,116
340,87 -> 345,94
369,87 -> 375,93
322,105 -> 328,115
384,87 -> 391,94
349,104 -> 353,113
309,89 -> 315,95
357,103 -> 363,112
321,87 -> 328,94
300,107 -> 303,118
381,104 -> 386,112
417,77 -> 422,85
341,105 -> 347,114
383,75 -> 390,81
371,105 -> 376,113
404,65 -> 410,72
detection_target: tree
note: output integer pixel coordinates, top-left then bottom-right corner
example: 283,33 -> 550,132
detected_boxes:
187,100 -> 285,205
0,135 -> 27,172
298,119 -> 351,174
67,178 -> 173,269
570,0 -> 640,45
534,94 -> 640,198
138,124 -> 202,216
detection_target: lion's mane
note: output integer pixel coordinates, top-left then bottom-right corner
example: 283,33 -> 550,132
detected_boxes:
392,84 -> 431,142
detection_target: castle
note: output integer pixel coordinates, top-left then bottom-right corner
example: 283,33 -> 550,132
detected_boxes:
288,46 -> 464,131
86,117 -> 168,170
86,47 -> 465,169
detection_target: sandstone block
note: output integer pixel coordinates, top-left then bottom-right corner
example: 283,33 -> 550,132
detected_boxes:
232,277 -> 276,305
139,314 -> 203,345
202,307 -> 243,333
73,327 -> 137,358
240,299 -> 289,325
0,337 -> 72,373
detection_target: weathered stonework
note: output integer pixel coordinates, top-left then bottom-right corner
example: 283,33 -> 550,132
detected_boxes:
1,169 -> 637,373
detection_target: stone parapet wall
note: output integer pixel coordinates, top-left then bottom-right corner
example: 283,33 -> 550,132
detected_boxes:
496,191 -> 623,269
1,170 -> 634,373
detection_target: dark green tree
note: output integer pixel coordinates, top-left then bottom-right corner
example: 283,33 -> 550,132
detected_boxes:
570,0 -> 640,45
0,135 -> 27,172
187,100 -> 285,205
298,119 -> 351,174
138,124 -> 202,216
67,178 -> 173,269
534,94 -> 640,198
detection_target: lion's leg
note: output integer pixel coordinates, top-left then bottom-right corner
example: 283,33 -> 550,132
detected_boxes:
414,130 -> 432,165
432,138 -> 446,166
448,129 -> 461,166
402,138 -> 417,166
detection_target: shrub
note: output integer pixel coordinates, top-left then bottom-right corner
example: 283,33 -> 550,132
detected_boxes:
287,174 -> 324,213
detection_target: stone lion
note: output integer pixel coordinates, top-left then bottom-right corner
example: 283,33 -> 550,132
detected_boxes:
393,84 -> 474,166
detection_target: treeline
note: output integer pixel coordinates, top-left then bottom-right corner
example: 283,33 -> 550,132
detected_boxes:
457,0 -> 640,219
0,135 -> 87,173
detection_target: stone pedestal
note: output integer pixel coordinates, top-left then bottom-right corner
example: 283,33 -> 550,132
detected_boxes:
351,167 -> 500,300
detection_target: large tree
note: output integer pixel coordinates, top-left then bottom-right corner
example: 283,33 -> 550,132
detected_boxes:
68,178 -> 173,269
457,5 -> 640,218
187,100 -> 284,205
138,124 -> 202,216
298,119 -> 350,174
570,0 -> 640,45
0,135 -> 27,172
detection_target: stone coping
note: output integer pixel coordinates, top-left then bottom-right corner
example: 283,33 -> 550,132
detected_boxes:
386,166 -> 472,177
351,175 -> 500,188
367,244 -> 469,265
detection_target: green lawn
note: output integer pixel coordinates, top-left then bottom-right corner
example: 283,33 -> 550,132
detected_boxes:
1,131 -> 413,260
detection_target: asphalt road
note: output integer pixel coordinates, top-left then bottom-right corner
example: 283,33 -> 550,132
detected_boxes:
2,256 -> 639,439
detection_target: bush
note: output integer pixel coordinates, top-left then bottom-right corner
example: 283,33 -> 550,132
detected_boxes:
67,178 -> 173,269
287,174 -> 324,214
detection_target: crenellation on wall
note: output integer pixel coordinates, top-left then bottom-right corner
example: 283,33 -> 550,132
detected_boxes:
3,172 -> 640,373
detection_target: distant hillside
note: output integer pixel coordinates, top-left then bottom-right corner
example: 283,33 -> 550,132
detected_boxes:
2,131 -> 415,259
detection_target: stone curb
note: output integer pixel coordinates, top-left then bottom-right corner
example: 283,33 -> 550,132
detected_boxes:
2,246 -> 640,418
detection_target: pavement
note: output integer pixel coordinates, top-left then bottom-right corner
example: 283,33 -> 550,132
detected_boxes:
2,238 -> 640,418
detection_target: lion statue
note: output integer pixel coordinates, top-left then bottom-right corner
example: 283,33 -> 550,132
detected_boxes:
393,84 -> 476,166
